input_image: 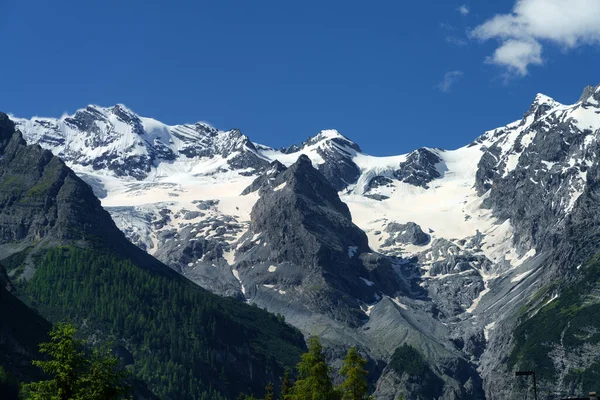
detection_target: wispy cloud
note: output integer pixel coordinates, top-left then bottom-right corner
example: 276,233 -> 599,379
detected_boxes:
458,5 -> 470,16
446,36 -> 468,47
471,0 -> 600,76
437,71 -> 464,93
440,22 -> 454,31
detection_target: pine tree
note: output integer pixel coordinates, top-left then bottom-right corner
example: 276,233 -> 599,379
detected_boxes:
291,336 -> 337,400
265,382 -> 274,400
338,347 -> 369,400
23,322 -> 88,400
76,346 -> 130,400
280,369 -> 292,400
22,322 -> 130,400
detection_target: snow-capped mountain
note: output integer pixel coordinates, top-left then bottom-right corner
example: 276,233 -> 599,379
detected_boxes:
13,83 -> 600,399
14,104 -> 269,180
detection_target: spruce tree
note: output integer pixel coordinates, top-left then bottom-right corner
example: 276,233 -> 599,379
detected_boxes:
338,347 -> 369,400
23,323 -> 88,400
22,322 -> 130,400
291,336 -> 336,400
265,382 -> 274,400
280,369 -> 292,400
76,346 -> 130,400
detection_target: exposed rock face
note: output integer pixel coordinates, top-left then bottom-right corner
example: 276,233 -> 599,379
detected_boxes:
236,155 -> 398,326
474,88 -> 600,256
232,156 -> 485,399
0,113 -> 167,275
394,148 -> 444,189
241,160 -> 287,195
383,222 -> 430,246
0,114 -> 111,243
280,131 -> 363,191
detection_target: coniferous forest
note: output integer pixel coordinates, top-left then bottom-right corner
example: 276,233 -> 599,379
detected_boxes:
4,246 -> 307,400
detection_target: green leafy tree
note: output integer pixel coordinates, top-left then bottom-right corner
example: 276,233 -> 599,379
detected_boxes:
280,370 -> 292,400
291,336 -> 337,400
22,322 -> 130,400
338,347 -> 369,400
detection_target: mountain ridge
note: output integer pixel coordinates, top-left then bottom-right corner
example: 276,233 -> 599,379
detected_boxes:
0,112 -> 307,400
10,82 -> 600,399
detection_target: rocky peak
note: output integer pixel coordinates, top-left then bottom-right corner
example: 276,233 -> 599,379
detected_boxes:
281,154 -> 353,218
236,153 -> 402,327
241,160 -> 288,195
283,130 -> 361,154
578,83 -> 600,102
394,148 -> 444,189
16,106 -> 271,180
280,131 -> 362,191
305,129 -> 362,151
524,93 -> 561,120
0,112 -> 16,144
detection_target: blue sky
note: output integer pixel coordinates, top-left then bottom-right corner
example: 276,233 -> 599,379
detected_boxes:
1,0 -> 599,155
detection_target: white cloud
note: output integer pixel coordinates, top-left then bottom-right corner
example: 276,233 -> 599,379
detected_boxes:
486,39 -> 542,76
458,5 -> 470,16
472,0 -> 600,75
437,71 -> 464,92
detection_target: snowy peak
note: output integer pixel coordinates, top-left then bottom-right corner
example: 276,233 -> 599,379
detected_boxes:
258,130 -> 363,190
473,84 -> 600,256
302,129 -> 361,152
578,83 -> 600,104
280,129 -> 361,155
14,105 -> 269,180
524,93 -> 563,121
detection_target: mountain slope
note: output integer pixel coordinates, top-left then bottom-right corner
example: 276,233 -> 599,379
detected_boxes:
233,155 -> 485,399
12,83 -> 600,399
0,264 -> 49,399
0,113 -> 306,400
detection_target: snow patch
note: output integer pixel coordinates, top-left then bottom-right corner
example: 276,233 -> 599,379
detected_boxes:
359,277 -> 374,286
273,182 -> 287,192
391,297 -> 408,310
511,270 -> 533,283
232,269 -> 246,295
484,322 -> 496,341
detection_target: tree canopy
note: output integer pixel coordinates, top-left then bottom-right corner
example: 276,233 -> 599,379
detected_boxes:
339,347 -> 369,400
22,322 -> 130,400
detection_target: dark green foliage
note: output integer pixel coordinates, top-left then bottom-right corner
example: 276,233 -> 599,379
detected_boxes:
265,382 -> 274,400
509,253 -> 600,384
291,336 -> 338,400
280,370 -> 292,400
0,366 -> 20,400
237,394 -> 257,400
15,246 -> 306,400
0,270 -> 50,399
22,322 -> 130,400
389,345 -> 426,376
339,347 -> 369,400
